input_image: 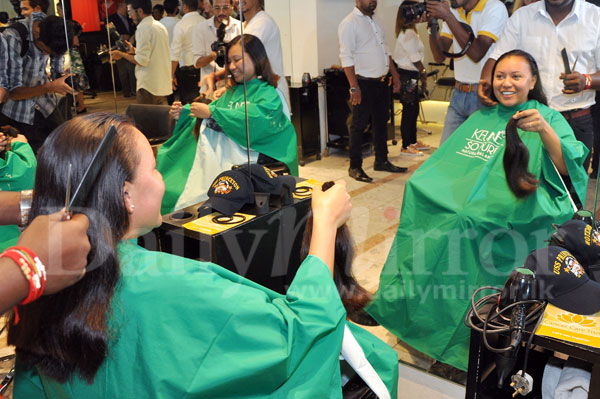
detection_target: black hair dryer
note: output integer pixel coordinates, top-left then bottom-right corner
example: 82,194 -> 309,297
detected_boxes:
495,268 -> 535,388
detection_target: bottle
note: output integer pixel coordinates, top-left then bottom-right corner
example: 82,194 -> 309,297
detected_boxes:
302,72 -> 311,87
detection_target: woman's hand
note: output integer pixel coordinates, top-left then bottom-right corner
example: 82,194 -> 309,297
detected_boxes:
169,101 -> 183,121
190,102 -> 211,119
311,180 -> 352,229
214,86 -> 228,99
308,180 -> 352,275
513,109 -> 567,175
513,109 -> 550,133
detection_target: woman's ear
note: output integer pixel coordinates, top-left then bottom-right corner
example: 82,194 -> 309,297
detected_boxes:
123,181 -> 134,215
530,75 -> 537,91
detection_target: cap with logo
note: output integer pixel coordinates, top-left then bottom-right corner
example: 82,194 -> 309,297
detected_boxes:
524,246 -> 600,315
550,219 -> 600,271
198,169 -> 254,216
235,164 -> 296,204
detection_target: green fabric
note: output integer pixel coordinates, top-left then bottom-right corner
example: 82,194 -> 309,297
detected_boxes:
0,142 -> 36,251
209,79 -> 299,176
367,100 -> 588,371
157,79 -> 299,215
14,242 -> 398,398
346,322 -> 399,399
156,105 -> 198,215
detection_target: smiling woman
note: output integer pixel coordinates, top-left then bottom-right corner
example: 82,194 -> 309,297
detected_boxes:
367,50 -> 589,372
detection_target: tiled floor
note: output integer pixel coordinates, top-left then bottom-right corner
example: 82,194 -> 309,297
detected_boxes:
8,92 -> 599,398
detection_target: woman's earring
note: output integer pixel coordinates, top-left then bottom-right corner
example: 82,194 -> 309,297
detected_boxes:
131,204 -> 135,210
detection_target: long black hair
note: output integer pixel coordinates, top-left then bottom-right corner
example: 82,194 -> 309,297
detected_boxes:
493,50 -> 545,198
8,113 -> 138,383
299,182 -> 372,316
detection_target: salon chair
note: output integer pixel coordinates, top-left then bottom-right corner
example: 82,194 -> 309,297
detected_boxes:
125,104 -> 175,148
428,61 -> 456,101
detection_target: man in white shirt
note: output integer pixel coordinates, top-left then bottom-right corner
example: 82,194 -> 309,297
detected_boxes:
240,0 -> 289,107
160,0 -> 181,44
426,0 -> 508,144
478,0 -> 600,173
111,0 -> 172,105
171,0 -> 205,104
339,0 -> 406,183
193,0 -> 240,88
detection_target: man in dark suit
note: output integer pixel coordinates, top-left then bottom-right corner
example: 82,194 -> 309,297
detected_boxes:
108,1 -> 136,97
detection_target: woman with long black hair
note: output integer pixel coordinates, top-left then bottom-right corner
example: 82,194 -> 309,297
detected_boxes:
369,50 -> 588,372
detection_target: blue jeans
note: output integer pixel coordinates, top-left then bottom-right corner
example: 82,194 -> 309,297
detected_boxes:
440,88 -> 484,145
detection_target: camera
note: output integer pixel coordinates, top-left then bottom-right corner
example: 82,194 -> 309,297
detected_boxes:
96,23 -> 129,64
210,22 -> 227,68
401,0 -> 439,23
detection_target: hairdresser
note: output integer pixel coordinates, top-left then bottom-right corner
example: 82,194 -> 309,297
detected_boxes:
8,113 -> 398,398
161,34 -> 297,213
367,50 -> 587,372
0,192 -> 90,314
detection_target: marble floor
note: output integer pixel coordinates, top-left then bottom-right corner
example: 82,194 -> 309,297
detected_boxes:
2,92 -> 598,398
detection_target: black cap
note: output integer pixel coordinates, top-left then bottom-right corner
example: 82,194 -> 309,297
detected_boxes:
236,164 -> 296,202
550,219 -> 600,270
524,246 -> 600,315
198,169 -> 254,216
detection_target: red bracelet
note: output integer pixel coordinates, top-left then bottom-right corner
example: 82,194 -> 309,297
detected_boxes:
1,246 -> 46,324
584,74 -> 593,90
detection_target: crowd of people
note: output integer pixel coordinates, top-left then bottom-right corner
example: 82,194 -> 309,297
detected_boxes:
1,0 -> 600,396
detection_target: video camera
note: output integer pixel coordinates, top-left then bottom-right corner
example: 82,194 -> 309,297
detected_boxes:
96,23 -> 129,64
211,22 -> 228,68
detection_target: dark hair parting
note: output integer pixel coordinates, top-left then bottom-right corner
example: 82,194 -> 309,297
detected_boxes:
503,117 -> 538,198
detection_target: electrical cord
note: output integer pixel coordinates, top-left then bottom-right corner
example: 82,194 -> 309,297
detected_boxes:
464,286 -> 546,353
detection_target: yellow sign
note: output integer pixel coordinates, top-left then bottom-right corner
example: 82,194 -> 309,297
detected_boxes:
293,179 -> 323,199
536,304 -> 600,348
182,212 -> 256,235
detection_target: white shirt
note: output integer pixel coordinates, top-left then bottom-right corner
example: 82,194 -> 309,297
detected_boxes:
192,16 -> 241,79
393,29 -> 423,72
490,0 -> 600,111
134,16 -> 172,96
245,10 -> 289,107
338,7 -> 390,78
160,15 -> 180,44
171,11 -> 205,67
440,0 -> 508,84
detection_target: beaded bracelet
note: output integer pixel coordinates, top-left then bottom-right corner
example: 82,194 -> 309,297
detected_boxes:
584,74 -> 593,90
1,246 -> 46,324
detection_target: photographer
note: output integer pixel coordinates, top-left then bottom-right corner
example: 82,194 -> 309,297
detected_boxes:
111,0 -> 172,105
393,2 -> 430,157
193,0 -> 240,94
425,0 -> 507,143
0,13 -> 74,153
170,0 -> 205,105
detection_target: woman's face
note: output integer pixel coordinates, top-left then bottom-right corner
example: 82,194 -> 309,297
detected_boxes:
227,43 -> 257,83
124,129 -> 165,238
492,55 -> 537,107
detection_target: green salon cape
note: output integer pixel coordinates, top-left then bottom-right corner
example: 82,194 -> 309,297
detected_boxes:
367,100 -> 588,371
0,142 -> 36,250
14,241 -> 398,398
157,79 -> 299,215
